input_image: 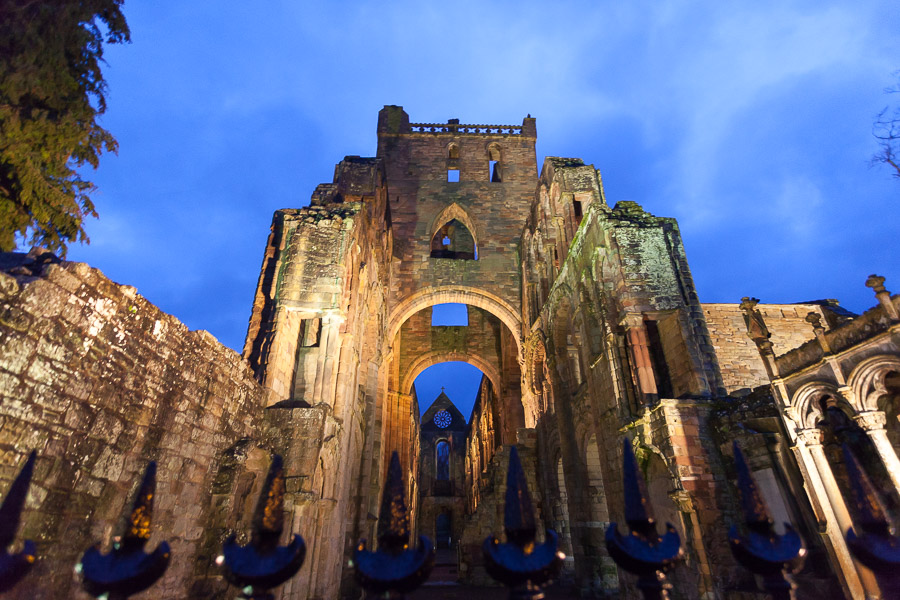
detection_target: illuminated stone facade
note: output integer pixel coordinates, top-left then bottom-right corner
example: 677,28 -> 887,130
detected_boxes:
1,107 -> 899,599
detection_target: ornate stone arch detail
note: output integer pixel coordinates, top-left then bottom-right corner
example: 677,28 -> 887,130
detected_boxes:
848,354 -> 900,412
791,381 -> 852,430
522,332 -> 550,425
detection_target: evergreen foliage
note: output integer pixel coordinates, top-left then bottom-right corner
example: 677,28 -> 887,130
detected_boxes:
0,0 -> 129,254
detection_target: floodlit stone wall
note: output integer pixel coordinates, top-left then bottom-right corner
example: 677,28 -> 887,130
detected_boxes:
703,302 -> 829,394
0,252 -> 268,599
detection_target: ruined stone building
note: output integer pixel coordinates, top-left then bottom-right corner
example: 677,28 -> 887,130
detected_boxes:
1,106 -> 900,599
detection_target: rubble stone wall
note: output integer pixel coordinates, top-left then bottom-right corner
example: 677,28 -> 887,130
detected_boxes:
0,255 -> 269,599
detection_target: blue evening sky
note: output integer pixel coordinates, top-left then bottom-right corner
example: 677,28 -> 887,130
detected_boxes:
63,1 -> 899,422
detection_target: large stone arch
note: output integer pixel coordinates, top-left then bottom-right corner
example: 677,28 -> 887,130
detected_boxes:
399,350 -> 502,397
848,354 -> 900,412
387,285 -> 523,358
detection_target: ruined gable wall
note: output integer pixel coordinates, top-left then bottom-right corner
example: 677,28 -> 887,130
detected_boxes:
0,256 -> 268,599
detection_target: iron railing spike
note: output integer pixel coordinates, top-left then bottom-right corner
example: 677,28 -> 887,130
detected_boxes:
355,451 -> 434,599
221,453 -> 305,600
606,439 -> 683,600
728,442 -> 805,600
79,461 -> 171,598
842,443 -> 900,595
483,445 -> 563,599
0,451 -> 37,594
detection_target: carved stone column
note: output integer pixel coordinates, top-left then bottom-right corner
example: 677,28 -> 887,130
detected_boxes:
794,429 -> 871,598
855,410 -> 900,494
620,313 -> 658,405
795,429 -> 876,598
866,274 -> 900,322
671,490 -> 715,600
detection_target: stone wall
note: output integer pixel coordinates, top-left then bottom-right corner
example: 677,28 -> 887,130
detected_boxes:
0,251 -> 269,599
703,303 -> 829,394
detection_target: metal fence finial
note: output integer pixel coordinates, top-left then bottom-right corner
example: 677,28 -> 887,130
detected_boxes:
606,439 -> 683,600
728,441 -> 805,600
354,451 -> 434,598
0,451 -> 37,593
79,461 -> 171,598
220,453 -> 306,600
483,445 -> 564,599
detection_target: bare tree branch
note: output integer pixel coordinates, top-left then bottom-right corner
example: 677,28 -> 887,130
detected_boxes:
873,75 -> 900,179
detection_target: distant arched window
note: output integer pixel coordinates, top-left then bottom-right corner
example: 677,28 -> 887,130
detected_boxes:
436,441 -> 450,480
448,143 -> 460,159
431,219 -> 476,259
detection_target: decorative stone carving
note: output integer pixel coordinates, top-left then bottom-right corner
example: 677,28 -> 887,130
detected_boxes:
854,411 -> 887,432
740,297 -> 771,343
796,429 -> 823,447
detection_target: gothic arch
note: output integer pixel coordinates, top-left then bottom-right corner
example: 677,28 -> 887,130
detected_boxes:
387,286 -> 522,358
848,354 -> 900,412
791,381 -> 852,430
400,350 -> 501,397
430,203 -> 479,250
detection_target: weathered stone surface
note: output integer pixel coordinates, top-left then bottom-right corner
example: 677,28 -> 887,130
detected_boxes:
0,255 -> 269,599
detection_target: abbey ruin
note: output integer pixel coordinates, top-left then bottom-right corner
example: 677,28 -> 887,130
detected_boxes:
1,107 -> 899,598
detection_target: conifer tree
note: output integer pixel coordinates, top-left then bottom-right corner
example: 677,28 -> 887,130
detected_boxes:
0,0 -> 130,254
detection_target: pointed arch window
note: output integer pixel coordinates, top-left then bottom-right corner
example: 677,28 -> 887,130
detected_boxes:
436,440 -> 450,480
431,219 -> 477,259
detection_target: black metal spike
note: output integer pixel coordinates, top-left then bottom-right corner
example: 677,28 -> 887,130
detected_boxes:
483,446 -> 564,599
378,450 -> 410,553
221,454 -> 306,600
504,445 -> 537,548
606,439 -> 683,600
354,451 -> 434,599
0,451 -> 37,594
79,462 -> 171,598
622,438 -> 655,537
842,443 -> 900,595
728,442 -> 805,600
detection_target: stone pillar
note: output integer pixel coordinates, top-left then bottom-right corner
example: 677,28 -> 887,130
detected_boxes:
620,313 -> 657,405
671,490 -> 715,600
866,274 -> 900,322
795,428 -> 876,598
855,410 -> 900,494
805,312 -> 832,354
